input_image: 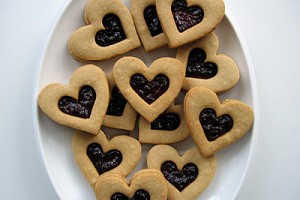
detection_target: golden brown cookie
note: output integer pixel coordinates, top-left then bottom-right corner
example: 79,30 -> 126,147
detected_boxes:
176,32 -> 240,92
139,103 -> 190,144
102,73 -> 138,131
147,145 -> 216,200
131,0 -> 168,51
94,169 -> 168,200
72,130 -> 142,189
38,65 -> 109,135
184,86 -> 254,157
68,0 -> 140,61
113,56 -> 185,122
156,0 -> 225,48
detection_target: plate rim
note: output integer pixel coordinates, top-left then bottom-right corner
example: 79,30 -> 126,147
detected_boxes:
32,0 -> 260,199
32,0 -> 74,198
223,9 -> 260,199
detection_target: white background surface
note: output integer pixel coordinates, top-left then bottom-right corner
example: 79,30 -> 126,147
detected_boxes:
0,0 -> 299,199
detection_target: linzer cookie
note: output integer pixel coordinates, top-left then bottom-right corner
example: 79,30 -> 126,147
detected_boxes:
147,145 -> 216,200
38,65 -> 109,135
156,0 -> 225,48
68,0 -> 140,61
113,56 -> 185,122
131,0 -> 168,51
94,169 -> 168,200
103,73 -> 138,131
139,103 -> 190,144
177,32 -> 240,92
184,86 -> 254,157
72,130 -> 142,189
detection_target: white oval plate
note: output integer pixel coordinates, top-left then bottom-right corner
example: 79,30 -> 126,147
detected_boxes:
33,0 -> 259,199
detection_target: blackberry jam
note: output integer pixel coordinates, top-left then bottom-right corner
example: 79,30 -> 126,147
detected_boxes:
161,161 -> 198,191
199,108 -> 234,141
95,14 -> 126,46
171,0 -> 204,32
58,85 -> 96,118
186,48 -> 218,79
111,189 -> 150,200
144,5 -> 163,37
130,73 -> 169,104
86,143 -> 122,175
106,86 -> 127,116
151,112 -> 180,130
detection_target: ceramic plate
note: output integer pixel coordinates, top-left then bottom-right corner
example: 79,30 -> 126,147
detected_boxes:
33,0 -> 259,199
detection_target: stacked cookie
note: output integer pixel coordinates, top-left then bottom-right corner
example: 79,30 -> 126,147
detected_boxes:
38,0 -> 254,199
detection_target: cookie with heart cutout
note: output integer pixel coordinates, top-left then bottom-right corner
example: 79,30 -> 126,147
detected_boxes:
113,56 -> 185,122
131,0 -> 168,51
184,86 -> 254,157
72,129 -> 142,189
147,145 -> 216,200
94,169 -> 168,200
139,102 -> 190,144
102,73 -> 138,131
156,0 -> 225,48
176,32 -> 240,93
38,65 -> 109,135
68,0 -> 140,61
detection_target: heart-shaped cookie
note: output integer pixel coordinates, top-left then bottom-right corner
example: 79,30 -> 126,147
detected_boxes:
184,86 -> 254,157
139,103 -> 190,144
103,73 -> 138,131
147,145 -> 216,200
68,0 -> 140,61
176,32 -> 240,92
72,130 -> 142,189
38,65 -> 109,135
94,169 -> 168,200
156,0 -> 225,48
113,56 -> 185,122
131,0 -> 168,51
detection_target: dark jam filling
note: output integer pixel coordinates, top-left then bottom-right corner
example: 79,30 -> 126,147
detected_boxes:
111,189 -> 150,200
186,48 -> 218,79
199,108 -> 234,141
86,143 -> 122,175
95,14 -> 127,47
161,161 -> 198,192
130,73 -> 169,104
151,112 -> 180,130
106,86 -> 127,116
144,5 -> 163,37
171,0 -> 204,32
58,85 -> 96,118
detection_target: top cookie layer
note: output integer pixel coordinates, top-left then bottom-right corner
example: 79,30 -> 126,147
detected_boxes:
38,65 -> 109,135
131,0 -> 168,51
68,0 -> 140,61
113,56 -> 185,122
156,0 -> 225,48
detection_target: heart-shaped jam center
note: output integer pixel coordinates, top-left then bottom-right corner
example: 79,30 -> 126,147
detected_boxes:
144,5 -> 163,37
86,143 -> 122,175
106,86 -> 127,116
161,161 -> 198,192
171,0 -> 204,32
111,189 -> 150,200
199,108 -> 234,141
130,73 -> 169,104
58,86 -> 96,118
95,14 -> 127,47
186,48 -> 218,79
151,112 -> 180,130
